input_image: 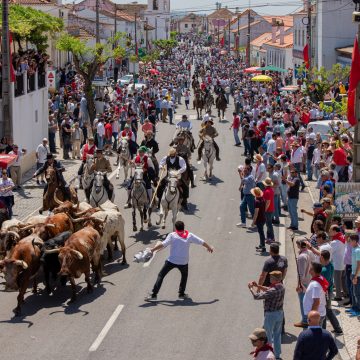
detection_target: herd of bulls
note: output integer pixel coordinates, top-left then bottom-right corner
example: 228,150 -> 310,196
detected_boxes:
0,199 -> 126,316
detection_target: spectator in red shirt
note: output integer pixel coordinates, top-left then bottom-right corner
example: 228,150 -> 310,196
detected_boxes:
104,120 -> 113,153
300,108 -> 310,126
229,112 -> 241,146
332,143 -> 348,175
258,117 -> 269,138
263,177 -> 275,243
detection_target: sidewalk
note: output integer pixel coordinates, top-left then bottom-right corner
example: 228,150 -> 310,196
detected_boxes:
12,135 -> 82,220
304,178 -> 358,360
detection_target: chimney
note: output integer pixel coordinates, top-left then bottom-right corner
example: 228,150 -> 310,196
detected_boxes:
279,21 -> 285,45
235,6 -> 239,14
271,18 -> 277,43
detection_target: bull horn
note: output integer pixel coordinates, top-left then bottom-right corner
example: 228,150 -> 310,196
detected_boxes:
54,191 -> 64,206
44,248 -> 60,254
45,224 -> 56,228
19,224 -> 36,231
32,238 -> 44,247
73,209 -> 90,217
69,215 -> 92,223
70,249 -> 83,260
7,231 -> 20,241
14,260 -> 28,269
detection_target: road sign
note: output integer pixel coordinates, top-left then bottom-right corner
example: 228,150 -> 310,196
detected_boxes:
47,70 -> 56,91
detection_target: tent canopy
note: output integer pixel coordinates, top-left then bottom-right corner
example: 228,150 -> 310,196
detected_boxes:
259,65 -> 287,73
251,75 -> 273,82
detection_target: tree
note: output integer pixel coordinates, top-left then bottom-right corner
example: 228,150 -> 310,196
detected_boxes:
298,63 -> 350,102
170,31 -> 178,40
152,39 -> 178,57
57,34 -> 126,123
0,4 -> 63,51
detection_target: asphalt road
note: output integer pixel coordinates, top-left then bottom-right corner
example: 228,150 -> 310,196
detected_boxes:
0,97 -> 305,360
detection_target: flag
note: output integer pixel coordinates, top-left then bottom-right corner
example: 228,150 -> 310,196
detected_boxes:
9,32 -> 15,82
348,36 -> 360,126
220,37 -> 224,48
303,44 -> 309,69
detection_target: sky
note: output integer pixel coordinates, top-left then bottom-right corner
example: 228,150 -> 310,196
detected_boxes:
66,0 -> 303,16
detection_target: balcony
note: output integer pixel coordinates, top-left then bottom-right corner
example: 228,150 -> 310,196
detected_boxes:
14,70 -> 47,97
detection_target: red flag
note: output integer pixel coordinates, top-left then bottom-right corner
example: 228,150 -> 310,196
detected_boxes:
348,36 -> 360,126
303,44 -> 309,69
9,32 -> 15,82
220,37 -> 224,48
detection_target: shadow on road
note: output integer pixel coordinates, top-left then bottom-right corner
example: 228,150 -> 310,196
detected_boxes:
129,229 -> 167,245
281,332 -> 298,344
139,298 -> 219,308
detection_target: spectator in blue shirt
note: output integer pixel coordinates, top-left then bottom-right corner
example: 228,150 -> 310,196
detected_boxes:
237,166 -> 255,228
293,310 -> 338,360
319,170 -> 333,200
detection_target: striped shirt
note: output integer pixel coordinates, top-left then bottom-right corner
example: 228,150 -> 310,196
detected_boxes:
0,178 -> 14,197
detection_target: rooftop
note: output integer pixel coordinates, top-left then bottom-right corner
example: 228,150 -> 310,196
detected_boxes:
207,8 -> 234,19
264,33 -> 293,48
262,15 -> 293,27
336,46 -> 354,57
230,20 -> 261,33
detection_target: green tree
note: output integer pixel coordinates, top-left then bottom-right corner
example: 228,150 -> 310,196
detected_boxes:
0,4 -> 63,51
152,39 -> 178,57
57,34 -> 126,123
170,31 -> 178,40
298,63 -> 350,102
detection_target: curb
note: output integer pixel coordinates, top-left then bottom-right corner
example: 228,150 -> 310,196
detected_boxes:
305,180 -> 353,360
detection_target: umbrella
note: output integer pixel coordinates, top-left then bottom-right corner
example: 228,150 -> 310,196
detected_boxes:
149,68 -> 159,75
244,66 -> 262,74
259,65 -> 287,73
251,75 -> 273,82
279,85 -> 300,92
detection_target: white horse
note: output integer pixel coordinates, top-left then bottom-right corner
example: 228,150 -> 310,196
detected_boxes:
116,137 -> 132,182
89,171 -> 115,207
82,155 -> 95,191
131,167 -> 151,231
201,136 -> 216,180
156,171 -> 179,229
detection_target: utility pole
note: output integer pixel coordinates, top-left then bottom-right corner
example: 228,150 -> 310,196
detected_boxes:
247,6 -> 251,66
135,13 -> 138,56
95,0 -> 100,43
217,20 -> 220,45
114,3 -> 117,44
237,14 -> 240,58
306,0 -> 312,69
228,18 -> 231,52
2,0 -> 12,139
155,17 -> 158,40
145,19 -> 149,51
353,20 -> 360,182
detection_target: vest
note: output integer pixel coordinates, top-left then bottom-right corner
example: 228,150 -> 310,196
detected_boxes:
121,130 -> 133,140
166,156 -> 181,170
135,154 -> 148,171
82,144 -> 96,161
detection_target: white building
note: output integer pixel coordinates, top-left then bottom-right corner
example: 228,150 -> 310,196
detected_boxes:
144,0 -> 171,40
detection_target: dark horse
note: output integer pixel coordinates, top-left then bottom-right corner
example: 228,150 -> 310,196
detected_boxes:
215,93 -> 227,121
193,91 -> 205,120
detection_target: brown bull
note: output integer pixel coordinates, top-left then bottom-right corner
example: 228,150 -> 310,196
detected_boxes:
46,224 -> 102,302
0,236 -> 42,316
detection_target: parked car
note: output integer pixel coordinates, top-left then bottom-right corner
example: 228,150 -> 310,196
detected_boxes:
310,119 -> 353,140
117,74 -> 133,86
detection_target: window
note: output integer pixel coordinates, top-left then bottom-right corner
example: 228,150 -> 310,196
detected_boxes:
184,24 -> 188,28
153,0 -> 158,10
192,23 -> 196,28
294,29 -> 298,45
302,30 -> 305,47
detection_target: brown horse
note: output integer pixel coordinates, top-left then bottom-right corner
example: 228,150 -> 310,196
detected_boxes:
191,78 -> 200,92
41,167 -> 78,213
193,91 -> 205,120
215,93 -> 227,120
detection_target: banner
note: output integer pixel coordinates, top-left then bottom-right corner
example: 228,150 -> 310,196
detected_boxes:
335,182 -> 360,220
47,70 -> 56,91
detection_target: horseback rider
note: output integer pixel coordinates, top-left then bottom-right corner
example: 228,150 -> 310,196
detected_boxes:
140,131 -> 159,177
88,148 -> 113,200
157,147 -> 189,211
176,114 -> 193,130
197,118 -> 221,161
120,124 -> 138,158
125,146 -> 156,208
33,153 -> 72,200
174,136 -> 196,188
77,136 -> 96,189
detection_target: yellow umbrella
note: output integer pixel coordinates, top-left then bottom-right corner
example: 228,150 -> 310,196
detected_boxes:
251,75 -> 273,82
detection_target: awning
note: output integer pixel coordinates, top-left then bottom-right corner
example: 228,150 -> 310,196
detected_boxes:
0,154 -> 17,169
259,65 -> 287,72
243,66 -> 262,74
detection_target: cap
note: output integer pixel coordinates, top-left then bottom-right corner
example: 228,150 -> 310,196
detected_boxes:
262,177 -> 274,187
249,328 -> 267,341
138,146 -> 148,153
313,202 -> 323,209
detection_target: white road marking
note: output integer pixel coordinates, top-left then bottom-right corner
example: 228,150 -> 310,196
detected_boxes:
229,232 -> 232,234
217,217 -> 221,220
194,174 -> 197,181
143,251 -> 157,268
89,304 -> 125,352
279,217 -> 286,256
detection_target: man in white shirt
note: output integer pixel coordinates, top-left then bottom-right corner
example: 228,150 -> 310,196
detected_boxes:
290,141 -> 305,191
302,262 -> 327,327
96,118 -> 105,150
36,138 -> 49,185
145,220 -> 214,301
9,144 -> 27,189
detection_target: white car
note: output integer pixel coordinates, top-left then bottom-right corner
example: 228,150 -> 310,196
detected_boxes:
310,119 -> 353,140
117,74 -> 133,86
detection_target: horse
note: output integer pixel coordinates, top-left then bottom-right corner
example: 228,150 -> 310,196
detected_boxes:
156,171 -> 180,230
41,167 -> 78,213
201,136 -> 216,180
131,167 -> 151,231
172,128 -> 195,153
191,78 -> 200,92
116,137 -> 132,182
89,171 -> 114,207
215,93 -> 227,121
205,93 -> 215,114
82,155 -> 95,191
193,92 -> 205,120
